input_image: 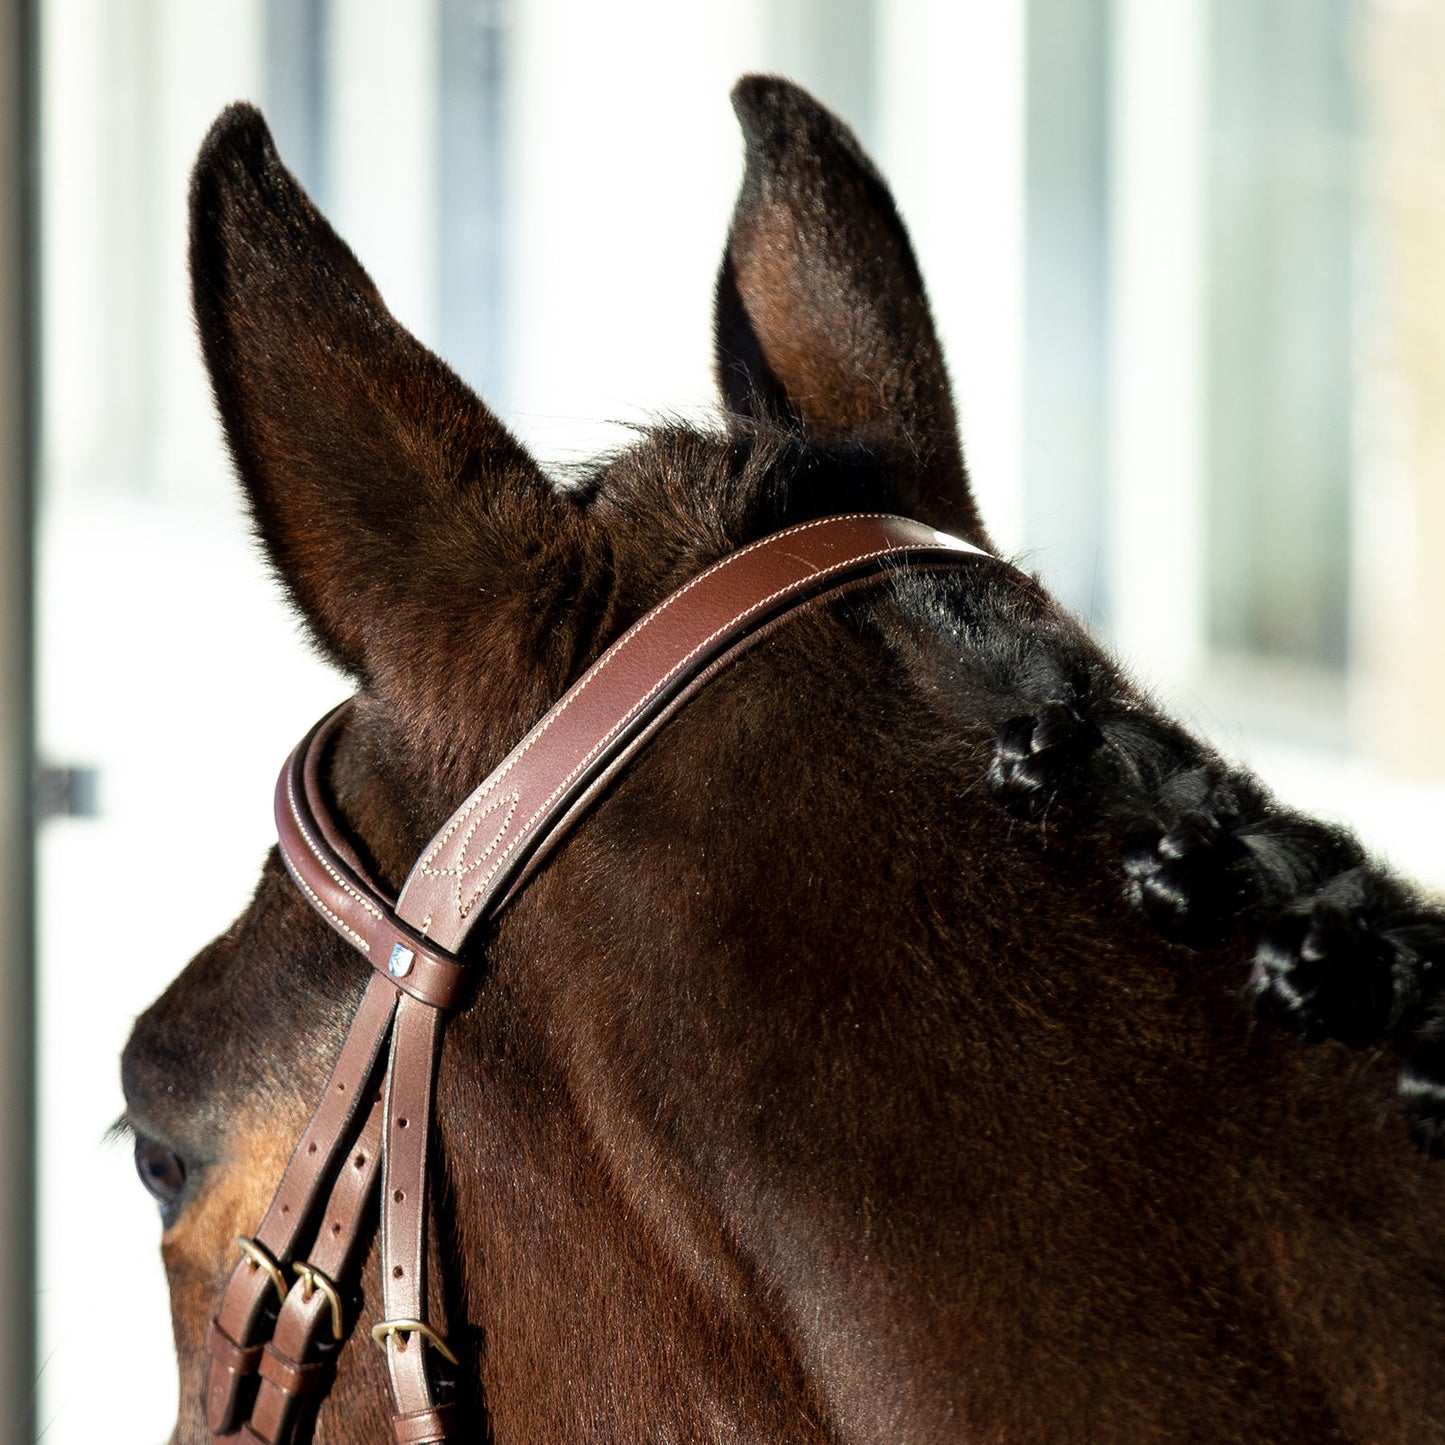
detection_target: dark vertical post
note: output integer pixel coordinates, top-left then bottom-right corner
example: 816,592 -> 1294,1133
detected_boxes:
0,0 -> 35,1439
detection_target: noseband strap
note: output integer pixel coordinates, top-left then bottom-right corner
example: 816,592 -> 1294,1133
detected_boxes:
205,513 -> 988,1442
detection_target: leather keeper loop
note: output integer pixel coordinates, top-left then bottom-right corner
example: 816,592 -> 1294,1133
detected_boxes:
365,919 -> 468,1012
393,1404 -> 460,1444
206,1316 -> 263,1377
259,1343 -> 328,1396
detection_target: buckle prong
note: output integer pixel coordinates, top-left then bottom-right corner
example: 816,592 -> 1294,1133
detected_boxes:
292,1260 -> 345,1340
370,1317 -> 459,1365
235,1235 -> 287,1305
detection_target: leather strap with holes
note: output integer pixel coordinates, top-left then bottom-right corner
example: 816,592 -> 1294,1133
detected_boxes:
205,974 -> 396,1437
207,514 -> 989,1442
242,1102 -> 385,1443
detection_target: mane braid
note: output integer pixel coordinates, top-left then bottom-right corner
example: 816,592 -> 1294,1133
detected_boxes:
893,566 -> 1445,1156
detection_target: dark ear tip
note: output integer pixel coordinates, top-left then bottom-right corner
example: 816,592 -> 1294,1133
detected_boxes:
195,102 -> 277,176
730,73 -> 836,148
728,72 -> 873,187
204,99 -> 271,142
730,73 -> 804,120
190,102 -> 286,222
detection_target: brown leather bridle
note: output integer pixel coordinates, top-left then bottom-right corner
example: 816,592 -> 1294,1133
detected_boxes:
202,513 -> 988,1443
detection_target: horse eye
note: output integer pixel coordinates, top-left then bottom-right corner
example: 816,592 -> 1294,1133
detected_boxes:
133,1134 -> 187,1220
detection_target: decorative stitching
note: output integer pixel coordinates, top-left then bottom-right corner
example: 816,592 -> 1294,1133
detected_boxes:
453,515 -> 903,803
287,770 -> 384,921
284,860 -> 371,954
414,791 -> 518,885
454,543 -> 910,915
405,518 -> 975,926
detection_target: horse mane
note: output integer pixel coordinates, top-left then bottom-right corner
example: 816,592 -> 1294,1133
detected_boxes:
889,560 -> 1445,1152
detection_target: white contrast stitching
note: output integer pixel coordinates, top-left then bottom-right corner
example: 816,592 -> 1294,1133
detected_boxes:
412,789 -> 520,920
409,517 -> 975,926
285,863 -> 371,953
410,517 -> 903,908
287,771 -> 384,921
451,542 -> 912,916
415,790 -> 518,878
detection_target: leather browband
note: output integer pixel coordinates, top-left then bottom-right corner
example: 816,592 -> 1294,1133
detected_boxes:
205,513 -> 989,1443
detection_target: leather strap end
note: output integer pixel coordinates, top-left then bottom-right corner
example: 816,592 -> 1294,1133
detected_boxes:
206,1317 -> 263,1434
258,1343 -> 329,1396
207,1317 -> 264,1376
393,1404 -> 461,1444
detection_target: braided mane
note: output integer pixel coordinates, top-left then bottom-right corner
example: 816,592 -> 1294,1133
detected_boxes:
888,564 -> 1445,1154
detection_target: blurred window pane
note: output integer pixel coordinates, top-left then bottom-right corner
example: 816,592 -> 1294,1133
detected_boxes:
1206,0 -> 1357,669
1023,0 -> 1112,624
437,0 -> 511,397
264,0 -> 327,201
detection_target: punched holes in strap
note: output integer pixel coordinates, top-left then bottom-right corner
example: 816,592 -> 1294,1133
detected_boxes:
244,1101 -> 386,1445
378,998 -> 451,1425
205,973 -> 399,1437
255,515 -> 991,1441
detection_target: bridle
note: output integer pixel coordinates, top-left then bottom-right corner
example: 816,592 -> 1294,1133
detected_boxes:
202,513 -> 988,1443
204,513 -> 988,1442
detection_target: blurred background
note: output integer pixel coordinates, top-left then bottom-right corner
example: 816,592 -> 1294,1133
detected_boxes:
0,0 -> 1441,1438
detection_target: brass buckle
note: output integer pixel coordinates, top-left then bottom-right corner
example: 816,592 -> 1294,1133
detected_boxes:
370,1317 -> 459,1365
235,1235 -> 287,1304
292,1260 -> 345,1340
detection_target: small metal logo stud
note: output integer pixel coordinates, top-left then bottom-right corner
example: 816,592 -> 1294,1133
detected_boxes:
387,943 -> 415,979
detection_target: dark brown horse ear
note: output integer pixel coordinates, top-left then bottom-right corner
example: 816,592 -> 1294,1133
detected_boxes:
189,104 -> 561,679
715,76 -> 987,545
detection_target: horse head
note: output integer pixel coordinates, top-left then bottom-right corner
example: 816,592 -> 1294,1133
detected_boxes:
122,76 -> 1445,1444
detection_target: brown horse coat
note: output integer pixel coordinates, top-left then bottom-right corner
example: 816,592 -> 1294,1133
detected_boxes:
123,77 -> 1445,1443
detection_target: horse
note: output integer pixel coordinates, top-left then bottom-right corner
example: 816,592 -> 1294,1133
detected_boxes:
121,75 -> 1445,1444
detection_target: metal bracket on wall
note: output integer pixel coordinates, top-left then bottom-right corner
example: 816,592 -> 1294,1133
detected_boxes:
34,763 -> 99,821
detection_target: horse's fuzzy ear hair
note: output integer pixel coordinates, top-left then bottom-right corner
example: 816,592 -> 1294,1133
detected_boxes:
189,104 -> 566,680
715,76 -> 987,546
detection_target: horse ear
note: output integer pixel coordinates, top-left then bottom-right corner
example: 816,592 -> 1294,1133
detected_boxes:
715,76 -> 986,544
190,104 -> 561,679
